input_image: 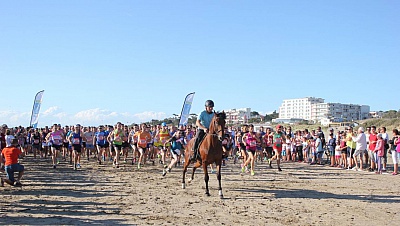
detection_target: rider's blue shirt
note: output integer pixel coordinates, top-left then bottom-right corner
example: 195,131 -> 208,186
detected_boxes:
198,110 -> 214,130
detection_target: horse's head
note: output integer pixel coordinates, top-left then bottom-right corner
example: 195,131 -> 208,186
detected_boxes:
210,111 -> 226,141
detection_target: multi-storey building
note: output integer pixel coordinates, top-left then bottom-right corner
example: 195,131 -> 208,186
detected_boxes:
225,108 -> 251,124
278,97 -> 370,123
278,97 -> 324,120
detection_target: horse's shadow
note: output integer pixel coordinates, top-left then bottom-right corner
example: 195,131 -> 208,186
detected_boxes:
229,187 -> 400,204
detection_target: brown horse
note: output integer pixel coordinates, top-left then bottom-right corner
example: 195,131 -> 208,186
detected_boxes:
182,111 -> 226,198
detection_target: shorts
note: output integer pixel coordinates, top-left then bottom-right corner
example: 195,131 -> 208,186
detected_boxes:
246,148 -> 256,155
147,143 -> 153,149
138,146 -> 146,155
32,144 -> 41,150
369,150 -> 376,163
265,147 -> 273,156
52,145 -> 62,151
122,142 -> 130,148
86,144 -> 95,149
383,148 -> 388,163
354,149 -> 365,157
5,164 -> 24,183
171,149 -> 181,156
63,142 -> 69,148
97,144 -> 107,149
73,144 -> 82,153
113,144 -> 122,151
274,148 -> 282,155
347,147 -> 355,158
392,151 -> 399,164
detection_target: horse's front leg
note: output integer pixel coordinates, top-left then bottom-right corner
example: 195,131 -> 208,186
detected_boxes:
216,160 -> 223,198
202,160 -> 210,196
182,152 -> 191,189
189,161 -> 201,183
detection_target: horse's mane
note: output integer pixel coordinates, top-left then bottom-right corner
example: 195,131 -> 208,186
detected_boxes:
215,111 -> 226,120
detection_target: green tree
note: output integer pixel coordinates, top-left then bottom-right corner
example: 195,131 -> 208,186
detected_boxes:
264,110 -> 279,122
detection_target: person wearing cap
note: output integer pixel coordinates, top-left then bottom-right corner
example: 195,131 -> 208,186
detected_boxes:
1,138 -> 25,187
268,125 -> 286,171
190,100 -> 215,162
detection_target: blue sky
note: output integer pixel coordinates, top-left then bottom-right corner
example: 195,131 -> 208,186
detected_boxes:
1,1 -> 399,127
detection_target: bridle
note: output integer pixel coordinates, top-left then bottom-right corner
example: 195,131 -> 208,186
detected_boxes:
208,116 -> 224,141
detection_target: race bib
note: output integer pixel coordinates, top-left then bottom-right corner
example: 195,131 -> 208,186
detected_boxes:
249,140 -> 257,148
73,138 -> 80,145
139,139 -> 147,145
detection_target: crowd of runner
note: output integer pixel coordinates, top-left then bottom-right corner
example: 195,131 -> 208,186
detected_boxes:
1,121 -> 399,186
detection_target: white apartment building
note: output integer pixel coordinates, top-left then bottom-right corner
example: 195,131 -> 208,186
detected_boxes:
278,97 -> 324,120
225,108 -> 251,124
311,103 -> 370,122
278,97 -> 370,123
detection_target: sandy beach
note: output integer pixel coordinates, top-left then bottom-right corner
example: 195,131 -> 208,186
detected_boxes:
1,155 -> 399,225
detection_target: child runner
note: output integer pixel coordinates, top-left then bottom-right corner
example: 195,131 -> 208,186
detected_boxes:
241,125 -> 259,176
162,131 -> 186,176
268,125 -> 286,171
375,134 -> 385,174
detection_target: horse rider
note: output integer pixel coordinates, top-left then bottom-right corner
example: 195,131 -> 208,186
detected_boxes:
190,100 -> 215,162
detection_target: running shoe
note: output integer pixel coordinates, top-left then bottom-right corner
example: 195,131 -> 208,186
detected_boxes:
138,164 -> 141,169
162,169 -> 167,176
53,165 -> 56,169
77,164 -> 81,169
251,170 -> 255,176
278,167 -> 282,172
14,182 -> 23,187
167,168 -> 171,173
241,166 -> 245,173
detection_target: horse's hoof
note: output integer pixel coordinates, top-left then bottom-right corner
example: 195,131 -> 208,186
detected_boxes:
182,183 -> 186,189
205,192 -> 211,197
219,195 -> 224,199
218,190 -> 223,198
